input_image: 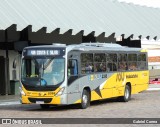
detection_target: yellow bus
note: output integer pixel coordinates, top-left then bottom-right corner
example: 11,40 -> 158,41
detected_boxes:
20,43 -> 149,109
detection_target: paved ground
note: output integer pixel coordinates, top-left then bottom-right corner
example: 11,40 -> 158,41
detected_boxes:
1,90 -> 160,118
0,84 -> 160,126
0,95 -> 19,106
148,84 -> 160,90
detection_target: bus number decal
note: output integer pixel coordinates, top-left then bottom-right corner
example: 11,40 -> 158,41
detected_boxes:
116,72 -> 125,82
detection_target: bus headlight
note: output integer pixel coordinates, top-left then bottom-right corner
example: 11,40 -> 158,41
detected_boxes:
55,87 -> 65,96
19,87 -> 26,96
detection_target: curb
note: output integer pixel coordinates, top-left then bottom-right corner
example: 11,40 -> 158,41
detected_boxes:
147,88 -> 160,91
0,101 -> 20,106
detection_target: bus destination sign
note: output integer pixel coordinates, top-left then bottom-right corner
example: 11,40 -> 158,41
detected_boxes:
27,49 -> 60,56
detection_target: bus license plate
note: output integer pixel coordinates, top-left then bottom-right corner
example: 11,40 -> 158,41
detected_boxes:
36,101 -> 44,104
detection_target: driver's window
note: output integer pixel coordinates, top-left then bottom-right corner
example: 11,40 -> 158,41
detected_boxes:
68,59 -> 78,76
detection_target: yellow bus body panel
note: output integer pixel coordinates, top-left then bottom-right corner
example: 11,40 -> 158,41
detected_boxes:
21,86 -> 61,104
90,70 -> 149,101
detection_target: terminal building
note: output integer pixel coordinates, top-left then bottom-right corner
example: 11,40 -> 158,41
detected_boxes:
0,0 -> 160,95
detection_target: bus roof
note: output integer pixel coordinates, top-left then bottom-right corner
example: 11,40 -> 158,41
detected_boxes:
24,43 -> 145,52
67,43 -> 144,52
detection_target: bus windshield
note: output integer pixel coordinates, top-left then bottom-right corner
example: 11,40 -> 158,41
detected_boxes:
21,57 -> 65,86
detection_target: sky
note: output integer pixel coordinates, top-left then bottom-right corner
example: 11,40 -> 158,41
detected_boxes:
118,0 -> 160,8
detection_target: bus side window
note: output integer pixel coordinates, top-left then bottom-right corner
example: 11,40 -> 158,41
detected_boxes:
106,53 -> 117,72
137,54 -> 147,70
81,53 -> 94,74
107,63 -> 117,71
107,63 -> 112,71
128,54 -> 137,71
113,63 -> 117,71
68,59 -> 78,76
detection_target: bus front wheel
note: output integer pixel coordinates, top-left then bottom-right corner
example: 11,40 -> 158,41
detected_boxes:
119,85 -> 131,102
80,89 -> 90,109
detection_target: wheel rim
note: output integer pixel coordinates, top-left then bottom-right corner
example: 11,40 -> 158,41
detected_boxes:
82,94 -> 88,105
125,88 -> 129,99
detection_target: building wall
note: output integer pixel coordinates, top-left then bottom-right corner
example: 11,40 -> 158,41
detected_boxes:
141,40 -> 160,70
0,50 -> 6,57
0,50 -> 20,80
8,50 -> 20,80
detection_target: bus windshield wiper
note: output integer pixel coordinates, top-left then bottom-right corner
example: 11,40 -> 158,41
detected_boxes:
43,58 -> 54,70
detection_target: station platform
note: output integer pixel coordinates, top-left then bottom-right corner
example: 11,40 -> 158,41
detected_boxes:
0,95 -> 20,106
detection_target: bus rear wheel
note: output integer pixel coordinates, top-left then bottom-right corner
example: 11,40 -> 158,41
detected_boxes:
80,89 -> 90,109
40,104 -> 50,109
118,85 -> 131,102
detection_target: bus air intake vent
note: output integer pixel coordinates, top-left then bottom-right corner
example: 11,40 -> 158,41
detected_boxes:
28,98 -> 52,103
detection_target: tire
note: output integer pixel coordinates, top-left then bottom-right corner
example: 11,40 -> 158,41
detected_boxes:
80,89 -> 90,109
118,85 -> 131,102
40,104 -> 50,109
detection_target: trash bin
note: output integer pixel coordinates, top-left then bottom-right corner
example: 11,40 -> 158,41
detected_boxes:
10,80 -> 20,95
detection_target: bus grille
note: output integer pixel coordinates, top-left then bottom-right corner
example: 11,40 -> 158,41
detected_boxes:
28,98 -> 52,103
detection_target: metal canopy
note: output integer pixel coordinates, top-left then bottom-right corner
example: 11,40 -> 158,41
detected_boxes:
0,24 -> 116,50
0,0 -> 160,41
